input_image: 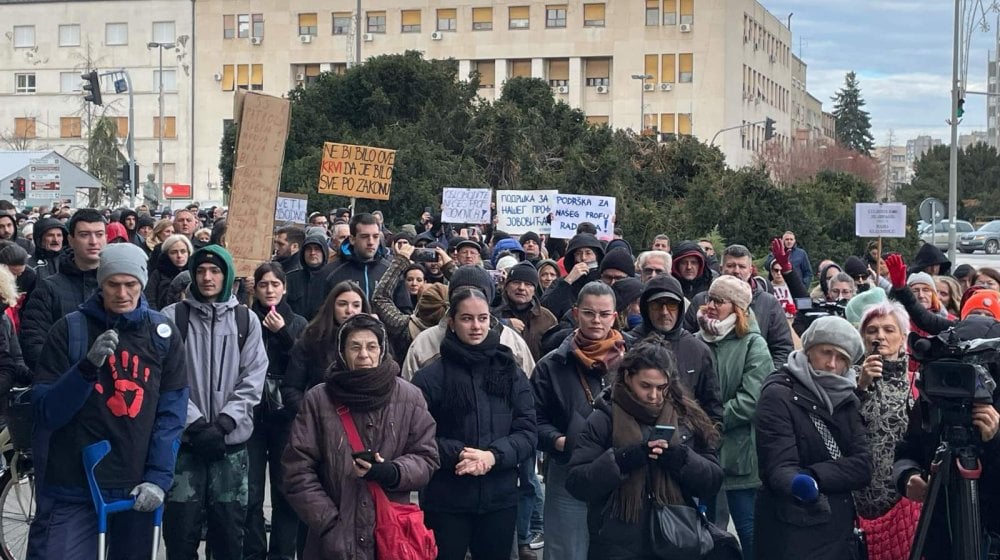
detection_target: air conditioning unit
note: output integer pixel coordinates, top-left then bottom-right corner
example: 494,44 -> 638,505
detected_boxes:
249,36 -> 262,45
363,33 -> 374,42
299,34 -> 312,44
295,73 -> 306,81
659,83 -> 672,91
556,85 -> 569,94
679,23 -> 692,33
643,83 -> 655,92
320,63 -> 332,72
596,85 -> 608,94
213,72 -> 222,82
431,31 -> 443,40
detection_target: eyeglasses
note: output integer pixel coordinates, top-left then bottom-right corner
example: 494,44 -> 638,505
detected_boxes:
601,272 -> 628,284
707,295 -> 729,306
642,267 -> 666,277
830,289 -> 855,298
578,308 -> 615,320
650,299 -> 680,311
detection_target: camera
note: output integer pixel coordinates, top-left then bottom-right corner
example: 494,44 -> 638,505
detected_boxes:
791,298 -> 847,335
412,249 -> 438,263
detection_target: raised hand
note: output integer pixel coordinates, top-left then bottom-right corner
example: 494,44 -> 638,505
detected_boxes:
885,254 -> 907,289
95,349 -> 150,418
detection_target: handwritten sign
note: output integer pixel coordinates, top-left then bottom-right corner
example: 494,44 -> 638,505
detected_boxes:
855,203 -> 906,238
497,190 -> 557,235
552,194 -> 616,240
275,193 -> 308,224
227,91 -> 291,277
318,142 -> 395,200
442,188 -> 492,224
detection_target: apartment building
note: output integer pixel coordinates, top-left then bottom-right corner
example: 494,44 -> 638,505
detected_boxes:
790,54 -> 823,145
0,0 -> 193,204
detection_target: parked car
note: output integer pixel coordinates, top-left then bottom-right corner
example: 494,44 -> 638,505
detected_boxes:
920,220 -> 974,249
959,220 -> 1000,254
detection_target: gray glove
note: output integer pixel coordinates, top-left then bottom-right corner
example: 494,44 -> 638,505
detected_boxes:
87,330 -> 119,368
129,482 -> 165,512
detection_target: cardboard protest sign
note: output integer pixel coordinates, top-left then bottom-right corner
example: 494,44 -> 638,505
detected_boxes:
442,188 -> 492,224
227,91 -> 291,277
496,190 -> 557,235
855,203 -> 906,238
275,193 -> 308,224
551,194 -> 616,240
318,142 -> 395,200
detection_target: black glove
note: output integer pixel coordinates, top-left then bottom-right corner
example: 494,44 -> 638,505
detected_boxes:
614,444 -> 648,473
363,460 -> 401,488
190,424 -> 226,461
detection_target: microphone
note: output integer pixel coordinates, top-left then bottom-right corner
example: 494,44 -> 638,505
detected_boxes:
791,473 -> 819,503
869,340 -> 882,389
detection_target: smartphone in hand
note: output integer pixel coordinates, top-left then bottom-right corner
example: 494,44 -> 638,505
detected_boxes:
352,449 -> 377,464
649,425 -> 676,442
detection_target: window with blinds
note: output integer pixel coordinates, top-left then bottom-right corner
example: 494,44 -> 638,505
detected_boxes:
548,59 -> 569,87
153,117 -> 176,139
298,13 -> 318,36
14,118 -> 36,139
679,53 -> 693,82
250,64 -> 263,89
252,14 -> 264,38
509,6 -> 530,29
663,0 -> 677,25
678,113 -> 692,135
152,21 -> 175,43
661,54 -> 675,83
473,7 -> 493,30
644,54 -> 659,84
660,113 -> 675,134
585,59 -> 609,87
401,10 -> 421,33
367,12 -> 386,33
333,12 -> 351,35
60,117 -> 82,138
223,15 -> 234,38
437,9 -> 457,31
586,115 -> 609,125
223,64 -> 263,91
59,24 -> 80,47
13,26 -> 35,48
510,60 -> 532,78
115,117 -> 128,138
60,72 -> 80,93
303,64 -> 321,84
474,60 -> 496,87
645,0 -> 659,26
583,4 -> 605,27
546,5 -> 567,28
105,23 -> 128,46
680,0 -> 694,25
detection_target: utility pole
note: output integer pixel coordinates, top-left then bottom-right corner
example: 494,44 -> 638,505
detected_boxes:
883,129 -> 895,202
947,0 -> 961,264
148,41 -> 175,205
631,73 -> 652,132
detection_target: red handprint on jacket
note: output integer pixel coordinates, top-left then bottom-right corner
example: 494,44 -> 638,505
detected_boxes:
94,349 -> 150,418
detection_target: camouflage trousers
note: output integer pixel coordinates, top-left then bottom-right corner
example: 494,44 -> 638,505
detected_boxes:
163,444 -> 249,560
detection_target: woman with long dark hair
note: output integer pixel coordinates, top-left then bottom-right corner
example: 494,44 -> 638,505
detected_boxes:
412,287 -> 537,560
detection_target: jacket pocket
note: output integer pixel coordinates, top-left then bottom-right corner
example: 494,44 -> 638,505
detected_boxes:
775,494 -> 832,527
720,426 -> 756,477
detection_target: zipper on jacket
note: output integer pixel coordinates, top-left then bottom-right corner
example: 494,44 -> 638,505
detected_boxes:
209,305 -> 217,420
219,337 -> 228,392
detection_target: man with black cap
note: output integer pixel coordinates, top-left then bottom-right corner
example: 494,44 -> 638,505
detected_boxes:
455,237 -> 483,267
520,231 -> 543,266
597,247 -> 635,286
30,243 -> 189,559
285,232 -> 333,320
540,232 -> 604,320
498,262 -> 557,361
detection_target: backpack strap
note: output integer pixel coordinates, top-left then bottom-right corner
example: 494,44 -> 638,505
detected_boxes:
174,301 -> 190,342
66,311 -> 88,365
235,304 -> 249,353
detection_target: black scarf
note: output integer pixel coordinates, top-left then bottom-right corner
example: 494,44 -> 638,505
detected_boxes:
324,359 -> 400,412
439,327 -> 518,420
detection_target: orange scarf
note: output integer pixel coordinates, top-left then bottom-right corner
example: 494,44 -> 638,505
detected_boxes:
571,329 -> 625,373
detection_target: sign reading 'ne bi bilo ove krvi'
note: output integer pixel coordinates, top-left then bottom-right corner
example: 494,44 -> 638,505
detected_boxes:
317,142 -> 395,200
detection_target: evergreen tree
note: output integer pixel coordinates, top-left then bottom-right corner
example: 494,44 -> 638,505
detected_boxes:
831,72 -> 875,155
86,117 -> 125,207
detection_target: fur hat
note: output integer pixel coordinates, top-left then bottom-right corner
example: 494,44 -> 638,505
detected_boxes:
708,276 -> 752,311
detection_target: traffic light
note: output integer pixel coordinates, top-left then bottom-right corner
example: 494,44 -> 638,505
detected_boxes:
120,162 -> 131,190
81,70 -> 102,106
957,98 -> 965,118
764,117 -> 776,141
12,178 -> 25,201
7,179 -> 13,200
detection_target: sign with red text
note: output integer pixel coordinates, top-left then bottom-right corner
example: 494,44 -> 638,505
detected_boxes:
317,142 -> 395,200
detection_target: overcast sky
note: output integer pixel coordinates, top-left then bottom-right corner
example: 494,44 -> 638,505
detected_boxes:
764,0 -> 995,146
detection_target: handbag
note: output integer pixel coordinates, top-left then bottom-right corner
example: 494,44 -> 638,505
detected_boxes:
809,413 -> 868,559
336,405 -> 438,560
263,377 -> 284,413
647,501 -> 715,560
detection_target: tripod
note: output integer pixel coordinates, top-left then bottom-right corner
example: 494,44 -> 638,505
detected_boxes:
908,437 -> 983,560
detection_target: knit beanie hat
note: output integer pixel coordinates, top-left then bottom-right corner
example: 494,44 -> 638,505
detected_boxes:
507,262 -> 539,291
414,283 -> 450,326
0,242 -> 28,266
137,214 -> 156,230
612,277 -> 644,314
906,272 -> 934,289
450,264 -> 495,303
496,255 -> 519,271
161,234 -> 194,257
844,287 -> 887,327
961,289 -> 1000,320
843,256 -> 868,279
519,231 -> 541,247
708,275 -> 752,311
98,243 -> 149,289
801,315 -> 865,363
599,247 -> 636,277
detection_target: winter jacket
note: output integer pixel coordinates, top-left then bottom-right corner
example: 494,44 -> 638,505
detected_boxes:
0,214 -> 33,256
566,390 -> 724,560
411,344 -> 536,514
496,296 -> 557,362
754,369 -> 873,560
491,238 -> 525,268
119,209 -> 143,246
539,270 -> 599,321
251,299 -> 306,419
33,293 -> 189,501
325,239 -> 410,312
624,274 -> 724,425
786,244 -> 813,288
907,242 -> 951,276
0,310 -> 28,396
145,251 -> 184,311
162,246 -> 268,445
698,317 -> 772,490
889,284 -> 954,336
30,217 -> 68,275
282,328 -> 341,415
685,277 -> 794,370
370,255 -> 455,361
274,251 -> 302,275
286,234 -> 334,321
671,241 -> 717,300
401,320 -> 536,380
21,252 -> 99,368
282,378 -> 439,559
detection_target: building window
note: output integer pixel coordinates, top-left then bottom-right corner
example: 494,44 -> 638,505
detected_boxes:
586,115 -> 609,125
472,7 -> 493,30
679,53 -> 693,82
152,21 -> 175,43
333,13 -> 352,35
678,113 -> 692,135
644,54 -> 659,83
645,0 -> 659,26
331,63 -> 348,75
584,58 -> 610,87
153,69 -> 177,92
153,116 -> 177,139
58,24 -> 81,47
548,59 -> 569,87
437,9 -> 457,31
237,14 -> 250,38
510,60 -> 532,78
663,0 -> 677,25
14,73 -> 36,94
301,64 -> 321,84
509,6 -> 530,29
660,54 -> 675,83
223,15 -> 235,39
473,60 -> 496,88
60,72 -> 81,93
661,113 -> 676,134
222,64 -> 264,91
546,5 -> 567,28
115,117 -> 128,138
13,26 -> 35,48
583,4 -> 605,27
14,118 -> 36,139
679,0 -> 694,25
401,10 -> 421,33
60,117 -> 82,138
106,22 -> 128,45
367,12 -> 386,33
252,14 -> 264,38
298,13 -> 318,36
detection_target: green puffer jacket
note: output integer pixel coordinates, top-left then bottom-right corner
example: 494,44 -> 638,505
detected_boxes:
699,316 -> 773,490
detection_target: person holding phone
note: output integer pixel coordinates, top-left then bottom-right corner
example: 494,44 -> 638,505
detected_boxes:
565,342 -> 723,559
540,233 -> 604,320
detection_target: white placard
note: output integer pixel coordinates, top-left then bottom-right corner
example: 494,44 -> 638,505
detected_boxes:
496,189 -> 557,235
274,194 -> 308,224
855,203 -> 907,238
441,187 -> 492,224
552,194 -> 616,240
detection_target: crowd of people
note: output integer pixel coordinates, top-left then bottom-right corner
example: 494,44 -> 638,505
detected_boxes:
0,199 -> 999,560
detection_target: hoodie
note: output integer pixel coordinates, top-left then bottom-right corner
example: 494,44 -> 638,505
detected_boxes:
325,238 -> 411,313
671,240 -> 717,300
0,214 -> 33,256
285,233 -> 333,320
539,233 -> 604,319
908,242 -> 952,276
491,238 -> 526,268
119,209 -> 142,246
31,217 -> 68,273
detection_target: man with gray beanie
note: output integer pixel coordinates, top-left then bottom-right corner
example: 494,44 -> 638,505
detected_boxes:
401,264 -> 535,379
29,243 -> 190,559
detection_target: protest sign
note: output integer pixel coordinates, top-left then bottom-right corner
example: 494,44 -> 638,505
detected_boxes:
442,188 -> 492,224
496,190 -> 557,235
318,142 -> 395,200
227,91 -> 291,277
275,193 -> 308,224
551,194 -> 616,240
855,203 -> 906,238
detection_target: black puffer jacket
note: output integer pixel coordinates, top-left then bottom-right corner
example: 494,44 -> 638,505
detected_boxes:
671,241 -> 717,300
0,309 -> 29,394
540,234 -> 604,320
324,240 -> 410,312
285,234 -> 333,321
145,252 -> 184,311
119,209 -> 143,246
31,217 -> 68,275
250,299 -> 306,420
21,252 -> 99,368
566,389 -> 724,560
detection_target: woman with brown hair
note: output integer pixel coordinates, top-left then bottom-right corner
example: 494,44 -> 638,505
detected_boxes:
975,266 -> 1000,291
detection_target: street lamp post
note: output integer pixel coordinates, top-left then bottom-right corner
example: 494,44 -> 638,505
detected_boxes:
147,41 -> 175,204
631,73 -> 652,133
